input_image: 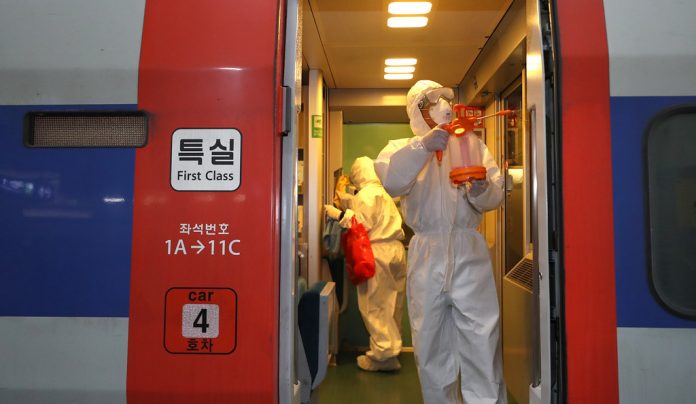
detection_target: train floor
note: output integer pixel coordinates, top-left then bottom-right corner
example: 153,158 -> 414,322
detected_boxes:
312,350 -> 519,404
312,350 -> 422,404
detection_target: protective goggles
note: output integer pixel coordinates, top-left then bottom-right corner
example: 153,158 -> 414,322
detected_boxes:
417,87 -> 455,110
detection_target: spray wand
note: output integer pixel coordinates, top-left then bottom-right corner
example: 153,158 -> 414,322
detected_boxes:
436,106 -> 517,163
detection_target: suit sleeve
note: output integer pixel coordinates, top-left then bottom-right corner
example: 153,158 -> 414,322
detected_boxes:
337,189 -> 380,232
374,137 -> 432,197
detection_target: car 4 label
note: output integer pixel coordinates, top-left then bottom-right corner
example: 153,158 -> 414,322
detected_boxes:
164,288 -> 237,354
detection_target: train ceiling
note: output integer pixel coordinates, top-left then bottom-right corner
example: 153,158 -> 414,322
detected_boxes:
302,0 -> 513,89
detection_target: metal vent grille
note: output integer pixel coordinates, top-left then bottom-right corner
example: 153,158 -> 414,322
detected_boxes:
505,256 -> 534,292
25,112 -> 147,148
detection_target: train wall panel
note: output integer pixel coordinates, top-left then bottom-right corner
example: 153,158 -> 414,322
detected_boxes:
606,1 -> 696,398
604,0 -> 696,97
126,1 -> 282,402
0,317 -> 128,404
609,95 -> 696,329
617,327 -> 696,403
0,2 -> 145,400
1,0 -> 284,402
556,0 -> 619,401
0,0 -> 145,105
0,104 -> 138,318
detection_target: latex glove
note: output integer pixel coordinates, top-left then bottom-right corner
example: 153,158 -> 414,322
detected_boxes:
420,125 -> 449,152
324,204 -> 342,220
467,180 -> 489,198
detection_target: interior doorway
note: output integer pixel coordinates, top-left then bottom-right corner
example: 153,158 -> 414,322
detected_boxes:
292,1 -> 537,403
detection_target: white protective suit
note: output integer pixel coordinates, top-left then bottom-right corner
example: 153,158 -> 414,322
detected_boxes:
374,81 -> 506,403
337,157 -> 407,368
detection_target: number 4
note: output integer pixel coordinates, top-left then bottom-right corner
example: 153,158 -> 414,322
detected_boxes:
193,309 -> 209,333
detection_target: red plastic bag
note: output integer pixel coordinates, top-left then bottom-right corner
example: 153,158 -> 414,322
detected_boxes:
341,216 -> 375,285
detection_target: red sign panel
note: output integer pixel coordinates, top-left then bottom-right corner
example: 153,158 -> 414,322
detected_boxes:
127,1 -> 282,402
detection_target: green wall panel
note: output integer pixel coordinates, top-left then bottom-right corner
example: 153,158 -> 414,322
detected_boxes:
340,123 -> 414,349
342,123 -> 412,174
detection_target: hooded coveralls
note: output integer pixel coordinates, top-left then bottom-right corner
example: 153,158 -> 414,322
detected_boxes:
338,157 -> 407,364
374,80 -> 507,403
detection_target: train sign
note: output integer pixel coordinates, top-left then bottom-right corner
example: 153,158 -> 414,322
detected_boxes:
170,129 -> 242,191
164,288 -> 238,354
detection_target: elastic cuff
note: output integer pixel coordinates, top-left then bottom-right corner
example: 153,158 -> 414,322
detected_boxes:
408,136 -> 426,150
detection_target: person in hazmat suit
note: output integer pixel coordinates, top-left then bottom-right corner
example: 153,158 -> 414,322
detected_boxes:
324,156 -> 407,372
374,80 -> 506,403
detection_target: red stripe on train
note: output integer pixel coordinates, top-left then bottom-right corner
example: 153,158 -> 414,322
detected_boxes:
556,0 -> 619,402
128,1 -> 282,402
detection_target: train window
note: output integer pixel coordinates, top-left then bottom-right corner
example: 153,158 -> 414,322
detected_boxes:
646,106 -> 696,318
24,111 -> 148,148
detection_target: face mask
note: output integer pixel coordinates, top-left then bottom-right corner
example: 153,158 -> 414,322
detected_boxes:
428,98 -> 452,125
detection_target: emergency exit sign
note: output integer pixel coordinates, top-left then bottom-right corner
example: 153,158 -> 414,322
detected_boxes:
170,129 -> 242,191
164,287 -> 237,354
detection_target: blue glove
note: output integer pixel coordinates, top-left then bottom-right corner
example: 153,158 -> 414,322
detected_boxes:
467,180 -> 489,198
420,126 -> 449,152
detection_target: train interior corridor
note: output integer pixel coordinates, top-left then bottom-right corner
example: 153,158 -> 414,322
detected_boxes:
293,1 -> 539,403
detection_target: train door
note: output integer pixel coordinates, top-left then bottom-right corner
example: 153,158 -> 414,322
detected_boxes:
489,0 -> 562,402
280,0 -> 302,402
500,77 -> 534,404
525,0 -> 558,402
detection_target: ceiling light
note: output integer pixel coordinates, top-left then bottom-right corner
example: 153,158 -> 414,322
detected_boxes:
384,73 -> 414,80
385,58 -> 417,66
388,2 -> 432,15
385,66 -> 416,73
387,16 -> 428,28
